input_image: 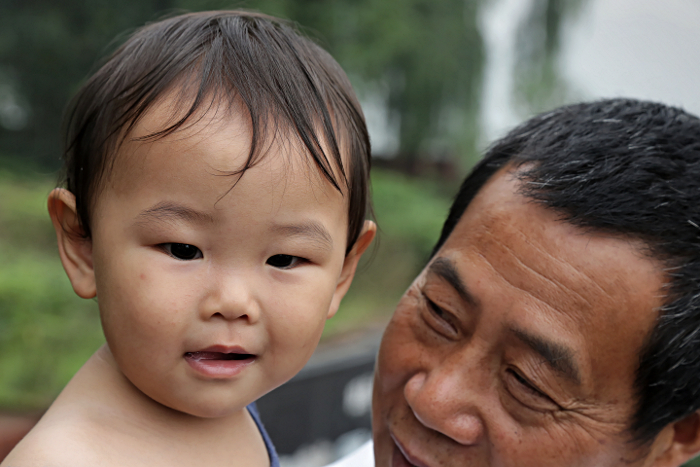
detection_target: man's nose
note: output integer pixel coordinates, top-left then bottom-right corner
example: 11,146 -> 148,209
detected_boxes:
404,363 -> 485,446
199,269 -> 261,323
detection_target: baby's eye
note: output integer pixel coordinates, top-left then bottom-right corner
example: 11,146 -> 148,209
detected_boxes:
266,254 -> 304,269
161,243 -> 203,261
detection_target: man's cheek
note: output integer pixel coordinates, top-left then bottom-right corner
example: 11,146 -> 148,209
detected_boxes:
376,328 -> 421,397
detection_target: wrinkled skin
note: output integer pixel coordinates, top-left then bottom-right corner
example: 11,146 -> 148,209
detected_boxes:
371,167 -> 686,467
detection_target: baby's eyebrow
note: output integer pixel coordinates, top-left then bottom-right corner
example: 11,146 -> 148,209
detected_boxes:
136,202 -> 215,225
272,221 -> 334,251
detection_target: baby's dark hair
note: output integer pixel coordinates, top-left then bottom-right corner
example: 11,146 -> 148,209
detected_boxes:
61,10 -> 371,253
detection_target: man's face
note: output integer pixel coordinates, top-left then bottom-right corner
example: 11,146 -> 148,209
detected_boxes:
372,168 -> 668,467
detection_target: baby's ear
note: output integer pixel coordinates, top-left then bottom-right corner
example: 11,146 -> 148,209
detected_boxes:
328,220 -> 377,319
47,188 -> 96,299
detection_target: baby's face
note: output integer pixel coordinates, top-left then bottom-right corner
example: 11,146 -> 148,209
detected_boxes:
88,99 -> 354,417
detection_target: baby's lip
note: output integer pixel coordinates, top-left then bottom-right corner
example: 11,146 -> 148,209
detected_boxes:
184,345 -> 256,360
184,345 -> 256,378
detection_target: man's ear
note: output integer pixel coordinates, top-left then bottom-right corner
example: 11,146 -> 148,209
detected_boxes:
327,220 -> 377,319
47,188 -> 97,299
648,411 -> 700,467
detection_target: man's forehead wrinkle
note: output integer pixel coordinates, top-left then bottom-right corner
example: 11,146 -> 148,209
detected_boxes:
482,228 -> 596,311
478,206 -> 627,314
473,242 -> 577,322
478,176 -> 623,303
472,228 -> 595,321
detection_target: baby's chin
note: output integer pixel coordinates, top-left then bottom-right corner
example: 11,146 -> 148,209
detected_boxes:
149,390 -> 256,419
124,374 -> 258,420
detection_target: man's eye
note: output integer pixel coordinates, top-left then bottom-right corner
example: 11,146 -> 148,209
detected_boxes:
427,298 -> 448,320
505,369 -> 561,411
162,243 -> 202,261
509,369 -> 544,396
421,293 -> 458,337
266,254 -> 304,269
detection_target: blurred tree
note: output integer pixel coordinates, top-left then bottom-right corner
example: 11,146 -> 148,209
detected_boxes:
514,0 -> 585,114
0,0 -> 580,173
0,0 -> 177,168
0,0 -> 482,171
289,0 -> 485,171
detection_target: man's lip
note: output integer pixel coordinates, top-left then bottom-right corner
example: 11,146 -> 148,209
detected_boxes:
391,434 -> 432,467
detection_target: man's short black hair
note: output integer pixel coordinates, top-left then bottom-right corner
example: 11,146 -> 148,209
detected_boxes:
433,98 -> 700,444
62,10 -> 370,253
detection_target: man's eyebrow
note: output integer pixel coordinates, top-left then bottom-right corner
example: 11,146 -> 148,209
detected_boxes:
137,202 -> 215,224
428,257 -> 478,306
509,326 -> 582,385
272,221 -> 334,251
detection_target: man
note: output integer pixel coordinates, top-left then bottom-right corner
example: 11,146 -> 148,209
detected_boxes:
331,98 -> 700,466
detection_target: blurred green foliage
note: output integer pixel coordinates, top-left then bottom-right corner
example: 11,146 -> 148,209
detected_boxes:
0,0 -> 577,171
324,169 -> 452,336
0,0 -> 483,170
0,171 -> 103,410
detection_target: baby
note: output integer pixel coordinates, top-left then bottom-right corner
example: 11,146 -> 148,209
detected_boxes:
2,10 -> 375,467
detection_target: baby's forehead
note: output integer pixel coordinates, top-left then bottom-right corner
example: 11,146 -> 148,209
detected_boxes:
92,97 -> 351,247
105,92 -> 349,198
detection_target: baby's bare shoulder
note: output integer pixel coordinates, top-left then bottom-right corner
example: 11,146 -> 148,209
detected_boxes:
1,415 -> 109,467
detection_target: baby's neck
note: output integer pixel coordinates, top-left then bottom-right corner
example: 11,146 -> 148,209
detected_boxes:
42,345 -> 270,467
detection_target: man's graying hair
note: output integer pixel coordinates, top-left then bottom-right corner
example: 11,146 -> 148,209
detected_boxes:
432,98 -> 700,444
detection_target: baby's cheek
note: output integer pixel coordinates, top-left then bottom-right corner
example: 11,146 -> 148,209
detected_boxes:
269,305 -> 328,368
265,269 -> 338,359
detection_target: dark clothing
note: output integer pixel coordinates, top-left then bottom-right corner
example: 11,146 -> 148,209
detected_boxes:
247,403 -> 280,467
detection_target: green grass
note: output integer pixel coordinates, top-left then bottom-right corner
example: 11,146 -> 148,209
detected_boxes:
0,171 -> 103,410
0,167 -> 452,409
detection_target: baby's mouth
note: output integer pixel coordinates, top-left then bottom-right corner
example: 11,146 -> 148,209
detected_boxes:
184,351 -> 255,361
184,349 -> 256,378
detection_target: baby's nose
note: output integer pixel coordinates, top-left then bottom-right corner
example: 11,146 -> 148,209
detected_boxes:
199,273 -> 261,323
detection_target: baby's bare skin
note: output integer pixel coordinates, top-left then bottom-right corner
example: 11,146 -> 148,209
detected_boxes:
3,345 -> 269,467
4,93 -> 374,466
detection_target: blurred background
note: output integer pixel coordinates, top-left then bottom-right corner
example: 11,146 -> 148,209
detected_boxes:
2,0 -> 700,464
